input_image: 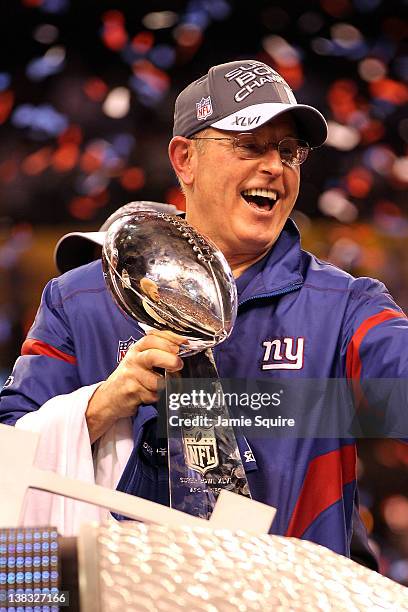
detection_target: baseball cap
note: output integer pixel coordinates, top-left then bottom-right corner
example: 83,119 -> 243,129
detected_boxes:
54,201 -> 183,273
173,60 -> 327,148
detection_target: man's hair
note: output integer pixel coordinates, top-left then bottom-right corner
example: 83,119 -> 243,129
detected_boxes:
190,127 -> 213,153
176,128 -> 212,194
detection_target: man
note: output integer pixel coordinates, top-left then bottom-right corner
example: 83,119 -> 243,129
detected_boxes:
1,60 -> 404,564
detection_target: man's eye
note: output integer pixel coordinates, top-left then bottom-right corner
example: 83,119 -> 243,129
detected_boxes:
238,141 -> 261,152
280,146 -> 296,160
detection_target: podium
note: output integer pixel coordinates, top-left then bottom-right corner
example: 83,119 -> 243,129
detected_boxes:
0,425 -> 407,610
2,523 -> 407,611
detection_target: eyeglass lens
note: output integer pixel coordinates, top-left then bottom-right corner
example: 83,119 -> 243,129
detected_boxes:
233,134 -> 309,165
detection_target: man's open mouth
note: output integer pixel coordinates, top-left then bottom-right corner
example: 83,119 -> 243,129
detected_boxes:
241,188 -> 279,211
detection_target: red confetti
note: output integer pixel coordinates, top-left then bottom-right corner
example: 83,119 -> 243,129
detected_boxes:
327,80 -> 358,122
274,62 -> 304,90
0,91 -> 14,124
120,167 -> 145,190
374,200 -> 402,218
133,60 -> 170,92
52,143 -> 79,172
68,196 -> 99,220
102,24 -> 128,51
131,31 -> 154,53
58,125 -> 83,146
101,12 -> 128,52
22,0 -> 43,7
80,146 -> 104,173
165,186 -> 186,212
345,167 -> 373,198
102,10 -> 125,25
320,0 -> 351,18
360,120 -> 385,145
93,189 -> 109,207
370,78 -> 408,105
83,78 -> 108,102
175,26 -> 202,47
22,147 -> 51,175
0,159 -> 18,183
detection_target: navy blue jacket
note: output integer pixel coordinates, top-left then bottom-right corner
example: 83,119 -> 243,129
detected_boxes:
1,220 -> 407,558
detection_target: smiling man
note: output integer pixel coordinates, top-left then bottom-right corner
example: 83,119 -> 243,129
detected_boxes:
172,118 -> 301,276
169,60 -> 325,275
1,61 -> 407,572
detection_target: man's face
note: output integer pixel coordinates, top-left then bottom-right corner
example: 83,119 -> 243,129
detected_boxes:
184,114 -> 301,264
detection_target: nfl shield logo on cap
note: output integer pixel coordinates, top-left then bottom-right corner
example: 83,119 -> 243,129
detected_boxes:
196,96 -> 213,121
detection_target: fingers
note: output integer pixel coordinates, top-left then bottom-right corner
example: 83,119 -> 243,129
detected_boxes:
110,331 -> 184,409
137,387 -> 159,405
134,333 -> 179,355
136,367 -> 163,393
121,333 -> 184,380
140,348 -> 183,372
86,330 -> 185,437
129,332 -> 185,359
146,329 -> 186,346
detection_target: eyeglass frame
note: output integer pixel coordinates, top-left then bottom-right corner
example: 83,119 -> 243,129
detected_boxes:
189,132 -> 312,167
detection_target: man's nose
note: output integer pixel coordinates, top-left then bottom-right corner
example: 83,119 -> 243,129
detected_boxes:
258,146 -> 284,174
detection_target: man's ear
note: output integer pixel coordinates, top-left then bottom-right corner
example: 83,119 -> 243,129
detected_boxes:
168,136 -> 195,186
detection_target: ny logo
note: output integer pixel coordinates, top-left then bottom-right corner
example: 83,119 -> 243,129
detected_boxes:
261,338 -> 304,370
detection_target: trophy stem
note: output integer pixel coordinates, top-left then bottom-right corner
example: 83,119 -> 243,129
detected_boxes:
165,350 -> 251,520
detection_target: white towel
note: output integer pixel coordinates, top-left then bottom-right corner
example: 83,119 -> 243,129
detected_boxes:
15,383 -> 133,536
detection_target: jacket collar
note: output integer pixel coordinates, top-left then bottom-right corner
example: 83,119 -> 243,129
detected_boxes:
238,218 -> 304,303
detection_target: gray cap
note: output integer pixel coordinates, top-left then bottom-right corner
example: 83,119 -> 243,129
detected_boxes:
173,60 -> 327,147
54,201 -> 183,274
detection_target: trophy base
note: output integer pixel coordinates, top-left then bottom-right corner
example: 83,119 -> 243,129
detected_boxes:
165,350 -> 251,520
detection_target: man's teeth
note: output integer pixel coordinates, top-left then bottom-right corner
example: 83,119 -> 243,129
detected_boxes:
242,188 -> 278,200
241,188 -> 279,211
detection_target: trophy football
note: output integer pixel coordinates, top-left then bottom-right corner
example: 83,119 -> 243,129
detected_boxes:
102,208 -> 251,519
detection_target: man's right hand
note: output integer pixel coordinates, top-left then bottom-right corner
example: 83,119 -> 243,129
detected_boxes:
86,330 -> 184,443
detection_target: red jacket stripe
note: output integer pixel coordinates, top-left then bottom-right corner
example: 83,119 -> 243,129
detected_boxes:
346,309 -> 406,380
345,309 -> 406,409
21,338 -> 77,365
286,444 -> 356,538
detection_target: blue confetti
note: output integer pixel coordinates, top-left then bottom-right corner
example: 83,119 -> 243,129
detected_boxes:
149,45 -> 176,69
0,72 -> 11,91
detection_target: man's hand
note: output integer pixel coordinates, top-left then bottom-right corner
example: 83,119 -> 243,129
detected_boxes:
86,330 -> 184,443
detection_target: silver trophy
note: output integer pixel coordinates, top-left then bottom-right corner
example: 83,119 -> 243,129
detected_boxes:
102,208 -> 251,518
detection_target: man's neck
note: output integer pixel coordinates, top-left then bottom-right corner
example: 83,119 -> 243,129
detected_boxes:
228,250 -> 270,278
184,211 -> 272,278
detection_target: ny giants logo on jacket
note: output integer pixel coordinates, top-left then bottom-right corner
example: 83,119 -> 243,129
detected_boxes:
261,337 -> 304,370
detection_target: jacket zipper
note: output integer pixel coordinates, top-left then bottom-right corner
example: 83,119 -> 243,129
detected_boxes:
238,282 -> 303,309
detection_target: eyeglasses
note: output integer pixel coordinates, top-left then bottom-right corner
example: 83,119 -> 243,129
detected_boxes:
190,133 -> 311,166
